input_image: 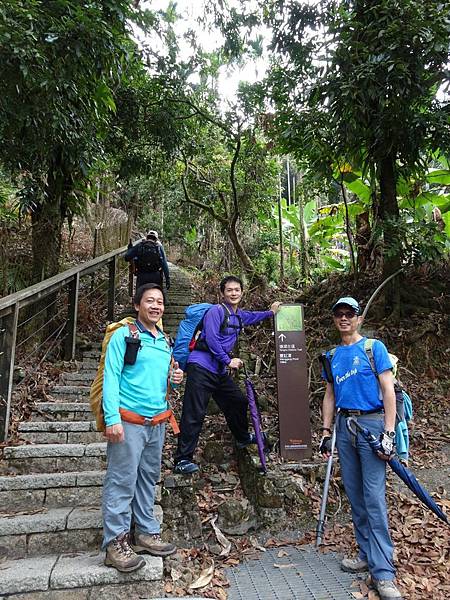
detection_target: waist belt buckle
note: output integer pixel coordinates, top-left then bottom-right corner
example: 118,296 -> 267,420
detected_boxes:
142,417 -> 152,426
347,410 -> 361,416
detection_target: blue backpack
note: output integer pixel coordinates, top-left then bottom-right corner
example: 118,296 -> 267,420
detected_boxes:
173,303 -> 240,370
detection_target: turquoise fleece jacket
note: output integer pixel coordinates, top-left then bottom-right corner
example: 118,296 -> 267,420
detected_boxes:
102,322 -> 172,427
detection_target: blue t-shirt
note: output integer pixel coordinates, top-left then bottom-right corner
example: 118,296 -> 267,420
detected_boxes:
322,337 -> 392,411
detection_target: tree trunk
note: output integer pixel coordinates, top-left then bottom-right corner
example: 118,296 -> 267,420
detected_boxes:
277,183 -> 284,284
31,197 -> 64,283
227,223 -> 266,289
378,155 -> 401,318
355,211 -> 372,271
30,155 -> 67,344
297,177 -> 309,282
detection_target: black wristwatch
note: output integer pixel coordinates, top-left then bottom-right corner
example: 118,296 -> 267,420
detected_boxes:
384,430 -> 395,438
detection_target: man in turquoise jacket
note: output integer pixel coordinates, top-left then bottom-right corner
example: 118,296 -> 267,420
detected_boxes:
102,283 -> 183,572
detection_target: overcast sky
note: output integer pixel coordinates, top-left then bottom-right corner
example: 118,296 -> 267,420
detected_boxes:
139,0 -> 269,103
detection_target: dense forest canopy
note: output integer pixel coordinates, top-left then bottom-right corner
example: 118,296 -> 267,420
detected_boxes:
1,0 -> 449,313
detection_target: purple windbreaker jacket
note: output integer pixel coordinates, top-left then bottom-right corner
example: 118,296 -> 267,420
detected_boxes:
187,303 -> 273,374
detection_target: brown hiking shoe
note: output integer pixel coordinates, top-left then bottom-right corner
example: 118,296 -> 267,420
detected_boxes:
132,532 -> 177,557
104,532 -> 146,572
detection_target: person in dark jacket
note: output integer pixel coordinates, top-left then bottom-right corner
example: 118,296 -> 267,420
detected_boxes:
173,275 -> 280,474
125,231 -> 170,291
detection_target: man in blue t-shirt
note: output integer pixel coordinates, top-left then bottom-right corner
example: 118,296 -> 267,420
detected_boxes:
320,297 -> 402,600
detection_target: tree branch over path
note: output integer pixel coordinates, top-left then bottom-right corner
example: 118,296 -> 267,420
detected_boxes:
181,154 -> 228,226
229,131 -> 241,230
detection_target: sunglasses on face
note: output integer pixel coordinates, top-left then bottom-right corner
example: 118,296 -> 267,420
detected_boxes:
333,310 -> 357,319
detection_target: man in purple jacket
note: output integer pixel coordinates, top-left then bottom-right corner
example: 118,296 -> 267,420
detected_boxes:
174,275 -> 281,474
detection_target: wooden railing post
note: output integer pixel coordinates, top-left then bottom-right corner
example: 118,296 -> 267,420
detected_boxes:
64,273 -> 80,361
107,256 -> 117,322
0,304 -> 19,441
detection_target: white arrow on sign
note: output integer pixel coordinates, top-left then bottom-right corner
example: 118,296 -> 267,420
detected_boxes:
278,333 -> 286,341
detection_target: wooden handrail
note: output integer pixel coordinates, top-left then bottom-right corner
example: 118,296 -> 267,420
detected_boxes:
0,243 -> 129,316
0,241 -> 136,441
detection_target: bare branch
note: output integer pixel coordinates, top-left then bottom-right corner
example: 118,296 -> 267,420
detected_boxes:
180,155 -> 227,226
230,131 -> 242,229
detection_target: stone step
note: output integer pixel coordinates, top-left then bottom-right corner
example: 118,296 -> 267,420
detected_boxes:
0,505 -> 163,559
0,470 -> 162,514
1,551 -> 163,597
1,443 -> 106,476
30,402 -> 92,421
165,304 -> 190,312
80,349 -> 102,359
50,385 -> 90,398
61,371 -> 96,385
166,299 -> 192,307
78,358 -> 99,370
0,470 -> 105,513
18,420 -> 102,445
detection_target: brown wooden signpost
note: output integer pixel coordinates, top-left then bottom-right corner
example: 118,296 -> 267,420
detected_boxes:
275,303 -> 312,460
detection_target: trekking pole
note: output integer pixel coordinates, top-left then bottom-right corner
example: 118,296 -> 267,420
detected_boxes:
315,423 -> 337,548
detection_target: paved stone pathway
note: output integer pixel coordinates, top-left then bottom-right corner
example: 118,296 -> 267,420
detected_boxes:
225,546 -> 360,600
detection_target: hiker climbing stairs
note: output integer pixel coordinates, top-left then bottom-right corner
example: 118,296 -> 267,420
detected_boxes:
0,264 -> 193,598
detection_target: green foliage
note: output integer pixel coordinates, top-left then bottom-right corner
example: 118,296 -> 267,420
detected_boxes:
0,0 -> 142,280
0,0 -> 136,176
0,170 -> 19,225
263,0 -> 450,171
257,0 -> 450,291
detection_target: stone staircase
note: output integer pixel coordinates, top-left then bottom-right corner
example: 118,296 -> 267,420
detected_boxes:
0,264 -> 193,599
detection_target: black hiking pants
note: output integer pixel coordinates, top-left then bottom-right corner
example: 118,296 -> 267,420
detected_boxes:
136,270 -> 163,291
175,363 -> 249,463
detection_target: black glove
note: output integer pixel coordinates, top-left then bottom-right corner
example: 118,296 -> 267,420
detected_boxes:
319,435 -> 332,456
166,280 -> 171,290
378,430 -> 395,458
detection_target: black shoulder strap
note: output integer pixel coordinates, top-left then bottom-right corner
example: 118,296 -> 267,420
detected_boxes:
319,352 -> 334,384
219,303 -> 243,333
219,303 -> 230,332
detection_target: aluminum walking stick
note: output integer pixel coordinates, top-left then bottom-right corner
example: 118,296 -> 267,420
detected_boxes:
315,423 -> 337,548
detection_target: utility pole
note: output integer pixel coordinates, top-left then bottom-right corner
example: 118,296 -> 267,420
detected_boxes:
278,172 -> 284,284
297,172 -> 308,281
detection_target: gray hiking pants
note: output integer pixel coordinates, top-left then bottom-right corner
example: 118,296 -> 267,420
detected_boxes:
102,420 -> 165,548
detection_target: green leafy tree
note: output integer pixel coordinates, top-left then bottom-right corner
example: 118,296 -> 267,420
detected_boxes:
261,0 -> 450,314
0,0 -> 139,281
177,96 -> 279,285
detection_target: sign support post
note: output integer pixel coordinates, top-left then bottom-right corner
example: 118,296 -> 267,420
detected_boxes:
274,303 -> 312,460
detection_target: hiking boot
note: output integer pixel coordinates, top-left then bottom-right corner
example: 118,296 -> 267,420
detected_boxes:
340,556 -> 369,573
132,532 -> 177,557
236,433 -> 257,449
104,533 -> 146,572
373,579 -> 403,599
174,459 -> 199,474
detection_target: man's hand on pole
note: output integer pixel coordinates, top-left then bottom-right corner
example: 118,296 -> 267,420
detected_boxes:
377,430 -> 395,461
228,357 -> 243,370
105,423 -> 124,443
319,434 -> 333,458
